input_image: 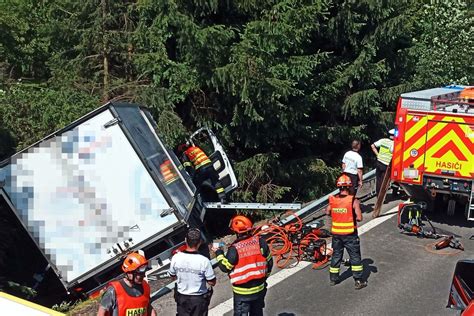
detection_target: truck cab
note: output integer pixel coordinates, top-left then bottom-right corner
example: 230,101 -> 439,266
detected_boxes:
188,127 -> 238,199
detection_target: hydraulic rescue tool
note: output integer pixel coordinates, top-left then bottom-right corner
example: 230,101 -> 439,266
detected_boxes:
435,236 -> 465,251
397,202 -> 465,251
398,202 -> 438,238
254,211 -> 332,269
398,223 -> 437,239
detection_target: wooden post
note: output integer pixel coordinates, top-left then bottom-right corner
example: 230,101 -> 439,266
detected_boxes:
372,164 -> 392,218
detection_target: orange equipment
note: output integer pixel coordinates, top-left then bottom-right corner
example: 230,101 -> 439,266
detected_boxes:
399,223 -> 422,234
435,236 -> 464,251
254,211 -> 332,269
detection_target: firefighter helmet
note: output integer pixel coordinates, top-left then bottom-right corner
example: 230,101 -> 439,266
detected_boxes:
230,215 -> 253,233
336,174 -> 352,188
389,129 -> 395,136
122,252 -> 148,273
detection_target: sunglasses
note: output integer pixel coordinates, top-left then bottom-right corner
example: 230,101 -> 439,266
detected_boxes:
133,265 -> 147,275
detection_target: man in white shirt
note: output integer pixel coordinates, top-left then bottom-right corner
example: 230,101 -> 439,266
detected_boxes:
342,140 -> 363,195
169,228 -> 216,316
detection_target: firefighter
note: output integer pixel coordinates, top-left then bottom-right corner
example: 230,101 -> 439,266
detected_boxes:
97,252 -> 157,316
326,175 -> 367,290
176,145 -> 195,178
341,139 -> 363,195
212,215 -> 273,316
178,143 -> 227,204
371,129 -> 394,196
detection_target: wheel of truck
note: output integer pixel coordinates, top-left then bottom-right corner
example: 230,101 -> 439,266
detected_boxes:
434,194 -> 449,213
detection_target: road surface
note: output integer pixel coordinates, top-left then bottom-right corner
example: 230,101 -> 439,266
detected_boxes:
151,195 -> 473,315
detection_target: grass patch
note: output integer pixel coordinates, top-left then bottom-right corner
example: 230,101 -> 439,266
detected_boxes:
53,296 -> 100,315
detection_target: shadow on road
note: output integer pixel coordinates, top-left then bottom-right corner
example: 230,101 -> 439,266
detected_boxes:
426,209 -> 474,229
361,203 -> 374,214
384,191 -> 408,203
337,258 -> 378,284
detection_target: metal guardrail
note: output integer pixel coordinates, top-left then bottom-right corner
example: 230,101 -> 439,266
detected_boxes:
203,202 -> 301,210
150,279 -> 176,302
280,169 -> 376,225
149,169 -> 377,302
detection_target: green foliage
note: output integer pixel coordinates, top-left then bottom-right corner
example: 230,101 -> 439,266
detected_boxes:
0,0 -> 52,80
0,281 -> 37,300
0,0 -> 472,202
0,84 -> 98,151
232,153 -> 291,203
0,126 -> 16,161
283,157 -> 340,201
52,300 -> 77,313
409,2 -> 473,87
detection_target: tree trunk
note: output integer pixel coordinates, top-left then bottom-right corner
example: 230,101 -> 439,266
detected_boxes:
101,0 -> 109,102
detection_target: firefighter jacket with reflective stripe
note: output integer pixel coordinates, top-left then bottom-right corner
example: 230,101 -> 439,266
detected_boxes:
329,194 -> 356,235
160,159 -> 179,185
109,279 -> 150,316
229,236 -> 268,286
184,146 -> 212,170
375,138 -> 393,165
216,235 -> 272,297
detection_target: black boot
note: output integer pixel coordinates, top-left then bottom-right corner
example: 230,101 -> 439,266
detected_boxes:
355,280 -> 367,290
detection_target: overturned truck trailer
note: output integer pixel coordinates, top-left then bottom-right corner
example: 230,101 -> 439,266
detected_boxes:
0,103 -> 225,296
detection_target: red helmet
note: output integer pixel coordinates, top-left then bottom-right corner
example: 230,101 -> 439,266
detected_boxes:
122,252 -> 148,273
336,174 -> 352,188
230,215 -> 253,233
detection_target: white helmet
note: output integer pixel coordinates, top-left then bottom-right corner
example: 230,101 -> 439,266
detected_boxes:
389,129 -> 395,136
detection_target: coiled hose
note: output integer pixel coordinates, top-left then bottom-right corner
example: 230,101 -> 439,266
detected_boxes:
253,211 -> 333,269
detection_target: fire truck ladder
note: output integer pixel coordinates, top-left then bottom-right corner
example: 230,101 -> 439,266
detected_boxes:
468,181 -> 474,221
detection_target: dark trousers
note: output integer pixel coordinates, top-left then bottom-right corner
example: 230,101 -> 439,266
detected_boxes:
375,161 -> 388,196
233,292 -> 265,316
175,291 -> 212,316
330,234 -> 363,281
345,173 -> 360,196
194,165 -> 225,200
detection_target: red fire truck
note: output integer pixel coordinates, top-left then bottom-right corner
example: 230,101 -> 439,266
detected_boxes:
391,86 -> 474,220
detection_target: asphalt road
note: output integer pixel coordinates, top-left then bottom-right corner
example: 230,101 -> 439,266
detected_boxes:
151,195 -> 474,316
